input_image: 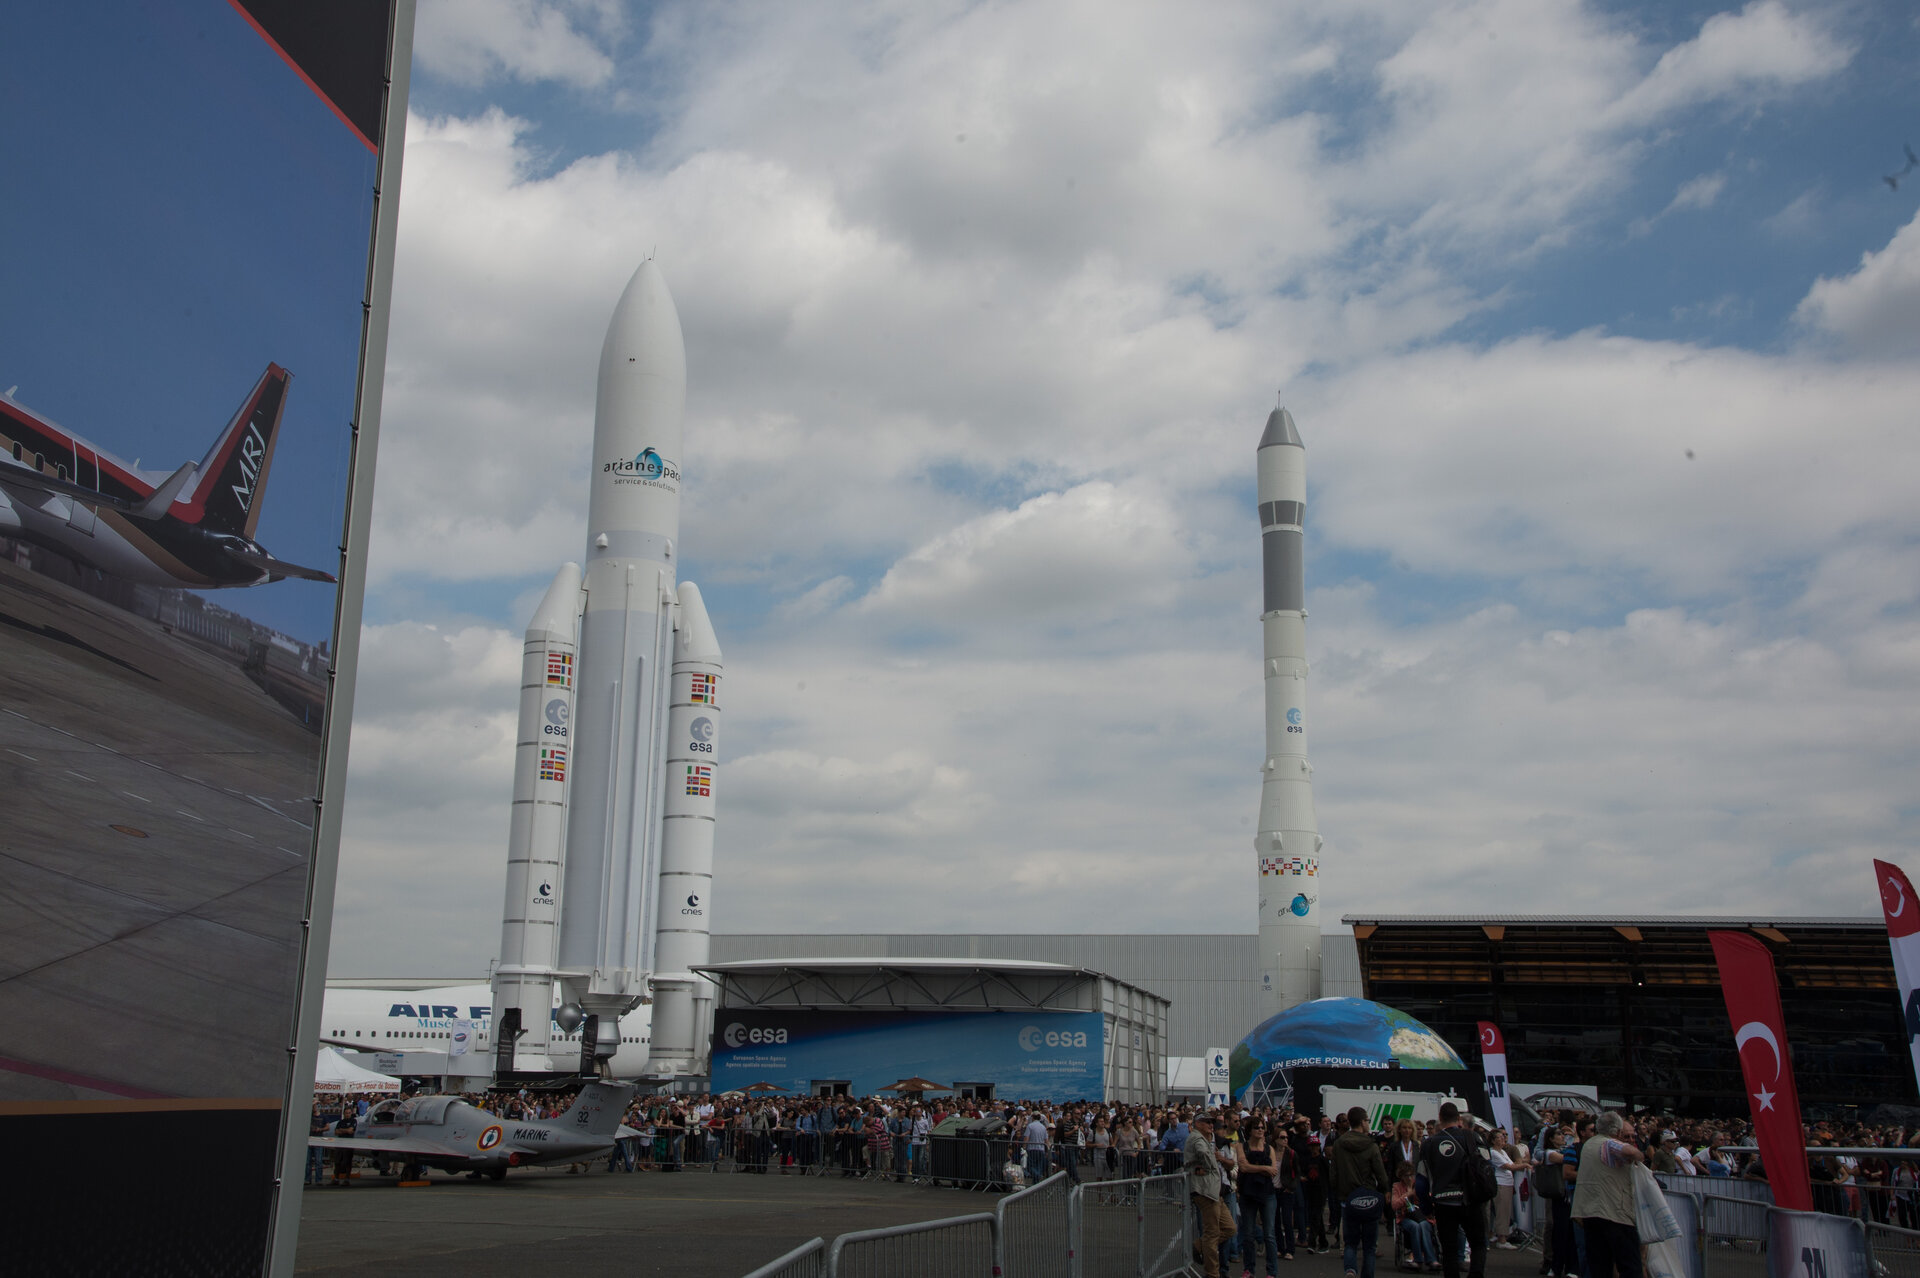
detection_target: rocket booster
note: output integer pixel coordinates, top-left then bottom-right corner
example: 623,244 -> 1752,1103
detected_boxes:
491,563 -> 580,1073
493,258 -> 724,1080
1254,403 -> 1322,1014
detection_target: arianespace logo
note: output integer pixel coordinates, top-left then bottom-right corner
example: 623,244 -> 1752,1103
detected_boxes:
723,1023 -> 789,1048
604,447 -> 679,489
1018,1025 -> 1090,1052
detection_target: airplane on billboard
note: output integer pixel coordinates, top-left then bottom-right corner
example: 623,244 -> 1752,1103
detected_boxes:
311,1082 -> 638,1181
317,983 -> 652,1077
0,365 -> 336,588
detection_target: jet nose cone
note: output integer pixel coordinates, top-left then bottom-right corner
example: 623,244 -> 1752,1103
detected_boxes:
1259,406 -> 1303,450
599,258 -> 687,389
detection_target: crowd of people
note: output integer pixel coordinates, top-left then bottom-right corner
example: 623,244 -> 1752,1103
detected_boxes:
311,1086 -> 1920,1278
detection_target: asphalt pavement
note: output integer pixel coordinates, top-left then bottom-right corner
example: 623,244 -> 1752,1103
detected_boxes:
295,1164 -> 1569,1278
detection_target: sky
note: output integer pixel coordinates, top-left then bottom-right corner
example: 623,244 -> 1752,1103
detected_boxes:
329,0 -> 1920,976
0,5 -> 376,644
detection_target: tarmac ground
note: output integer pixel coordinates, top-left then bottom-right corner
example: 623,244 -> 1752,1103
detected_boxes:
0,557 -> 320,1101
295,1163 -> 1574,1278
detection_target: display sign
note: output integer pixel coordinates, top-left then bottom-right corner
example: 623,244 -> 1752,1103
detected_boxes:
1206,1046 -> 1230,1107
1,4 -> 409,1274
711,1009 -> 1107,1102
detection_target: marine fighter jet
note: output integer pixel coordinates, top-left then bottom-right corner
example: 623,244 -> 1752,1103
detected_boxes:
310,1081 -> 636,1181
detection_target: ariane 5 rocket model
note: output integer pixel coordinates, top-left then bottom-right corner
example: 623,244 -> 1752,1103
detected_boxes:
492,259 -> 722,1081
1254,401 -> 1322,1015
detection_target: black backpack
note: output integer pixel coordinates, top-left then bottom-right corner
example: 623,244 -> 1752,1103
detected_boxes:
1463,1137 -> 1497,1205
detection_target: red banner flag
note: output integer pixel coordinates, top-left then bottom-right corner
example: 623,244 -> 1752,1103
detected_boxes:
1708,930 -> 1812,1211
1873,860 -> 1920,1093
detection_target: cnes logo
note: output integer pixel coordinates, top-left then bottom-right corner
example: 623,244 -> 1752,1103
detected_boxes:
723,1023 -> 788,1048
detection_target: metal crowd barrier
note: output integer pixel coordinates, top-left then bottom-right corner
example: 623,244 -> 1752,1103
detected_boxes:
825,1212 -> 999,1278
1867,1221 -> 1920,1278
742,1237 -> 826,1278
734,1171 -> 1193,1278
1070,1172 -> 1193,1278
999,1172 -> 1074,1278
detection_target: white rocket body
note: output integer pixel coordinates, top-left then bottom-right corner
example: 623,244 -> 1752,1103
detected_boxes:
649,581 -> 722,1076
1254,406 -> 1322,1014
484,258 -> 724,1082
491,563 -> 581,1073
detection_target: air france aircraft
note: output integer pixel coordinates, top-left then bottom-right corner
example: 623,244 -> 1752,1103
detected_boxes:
318,984 -> 652,1076
0,366 -> 335,588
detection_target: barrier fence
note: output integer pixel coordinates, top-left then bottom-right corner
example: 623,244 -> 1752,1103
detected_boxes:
736,1172 -> 1192,1278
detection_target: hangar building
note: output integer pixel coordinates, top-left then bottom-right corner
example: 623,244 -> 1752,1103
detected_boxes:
1346,914 -> 1909,1116
697,957 -> 1171,1103
706,933 -> 1365,1064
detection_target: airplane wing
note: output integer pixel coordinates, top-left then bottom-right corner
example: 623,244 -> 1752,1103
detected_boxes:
0,459 -> 147,514
310,1136 -> 471,1161
0,458 -> 197,520
221,543 -> 338,584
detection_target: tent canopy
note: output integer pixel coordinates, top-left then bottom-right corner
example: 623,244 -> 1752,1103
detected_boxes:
312,1046 -> 402,1093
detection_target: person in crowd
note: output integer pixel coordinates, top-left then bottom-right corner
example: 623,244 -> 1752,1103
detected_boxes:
307,1106 -> 330,1186
1394,1162 -> 1440,1273
1237,1119 -> 1286,1276
1391,1119 -> 1421,1180
1332,1105 -> 1393,1278
1118,1116 -> 1144,1179
1489,1128 -> 1527,1248
1187,1113 -> 1237,1278
1533,1124 -> 1575,1278
1571,1112 -> 1645,1278
1290,1117 -> 1323,1252
1417,1102 -> 1485,1278
1024,1108 -> 1052,1186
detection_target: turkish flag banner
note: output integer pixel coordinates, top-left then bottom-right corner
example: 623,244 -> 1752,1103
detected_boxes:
1708,930 -> 1812,1211
1873,860 -> 1920,1093
1478,1021 -> 1514,1140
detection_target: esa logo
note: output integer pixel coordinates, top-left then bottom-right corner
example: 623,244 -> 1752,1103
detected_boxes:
1018,1025 -> 1089,1052
723,1023 -> 788,1048
1286,707 -> 1303,733
688,716 -> 714,753
544,699 -> 569,738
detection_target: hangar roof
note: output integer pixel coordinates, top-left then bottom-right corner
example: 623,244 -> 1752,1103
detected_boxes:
695,956 -> 1169,1014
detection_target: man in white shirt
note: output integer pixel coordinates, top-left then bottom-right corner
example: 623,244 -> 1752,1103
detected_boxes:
1024,1112 -> 1051,1185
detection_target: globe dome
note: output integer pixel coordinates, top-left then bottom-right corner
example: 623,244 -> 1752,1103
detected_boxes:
1230,997 -> 1464,1106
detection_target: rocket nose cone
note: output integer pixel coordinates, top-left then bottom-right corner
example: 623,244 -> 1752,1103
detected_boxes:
674,581 -> 723,664
1259,406 -> 1303,450
599,259 -> 687,389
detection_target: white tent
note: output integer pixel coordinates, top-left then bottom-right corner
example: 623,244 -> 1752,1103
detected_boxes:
312,1046 -> 402,1093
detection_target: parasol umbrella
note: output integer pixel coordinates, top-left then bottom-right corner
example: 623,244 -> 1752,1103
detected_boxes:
878,1077 -> 952,1094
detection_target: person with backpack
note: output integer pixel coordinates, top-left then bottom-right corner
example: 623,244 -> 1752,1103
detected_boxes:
1332,1106 -> 1394,1278
1417,1102 -> 1495,1278
1533,1125 -> 1575,1278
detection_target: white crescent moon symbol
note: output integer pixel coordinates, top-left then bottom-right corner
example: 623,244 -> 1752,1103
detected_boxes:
1482,1027 -> 1496,1049
1889,876 -> 1907,918
1734,1021 -> 1782,1081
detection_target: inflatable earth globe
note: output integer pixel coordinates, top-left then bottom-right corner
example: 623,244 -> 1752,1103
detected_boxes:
1230,997 -> 1464,1106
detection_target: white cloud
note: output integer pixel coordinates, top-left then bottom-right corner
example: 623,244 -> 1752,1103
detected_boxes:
1795,208 -> 1920,355
414,0 -> 619,88
1609,1 -> 1852,124
326,2 -> 1912,973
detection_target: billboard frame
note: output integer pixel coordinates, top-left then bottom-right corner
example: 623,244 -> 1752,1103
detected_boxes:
263,2 -> 416,1272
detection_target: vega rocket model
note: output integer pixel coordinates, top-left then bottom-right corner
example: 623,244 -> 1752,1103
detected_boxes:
492,260 -> 721,1081
1254,403 -> 1322,1014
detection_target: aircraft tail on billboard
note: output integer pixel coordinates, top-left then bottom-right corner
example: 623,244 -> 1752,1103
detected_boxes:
188,364 -> 291,540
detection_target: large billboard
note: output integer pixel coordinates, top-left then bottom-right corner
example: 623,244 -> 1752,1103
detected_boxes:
0,3 -> 408,1273
711,1009 -> 1107,1102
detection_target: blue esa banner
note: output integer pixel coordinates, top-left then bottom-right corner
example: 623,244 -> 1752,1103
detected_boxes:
710,1008 -> 1105,1101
